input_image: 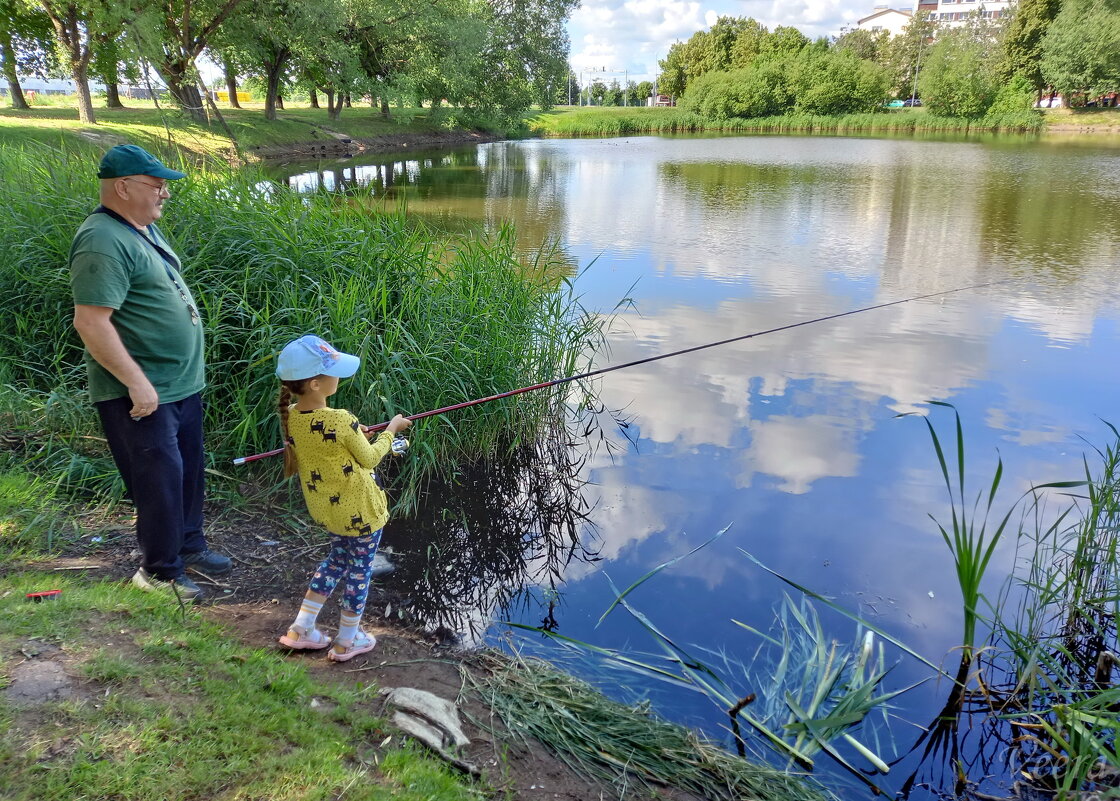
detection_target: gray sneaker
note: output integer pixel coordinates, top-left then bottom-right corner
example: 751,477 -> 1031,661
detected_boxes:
182,548 -> 232,576
131,568 -> 204,602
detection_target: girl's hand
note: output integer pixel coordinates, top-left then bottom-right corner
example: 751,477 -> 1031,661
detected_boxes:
386,414 -> 412,434
362,414 -> 413,438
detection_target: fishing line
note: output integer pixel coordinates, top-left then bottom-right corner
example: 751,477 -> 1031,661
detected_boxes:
233,279 -> 1009,465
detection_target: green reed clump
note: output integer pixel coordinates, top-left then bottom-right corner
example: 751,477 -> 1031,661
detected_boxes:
530,108 -> 1043,137
984,429 -> 1120,794
469,650 -> 832,801
0,141 -> 604,506
916,402 -> 1019,660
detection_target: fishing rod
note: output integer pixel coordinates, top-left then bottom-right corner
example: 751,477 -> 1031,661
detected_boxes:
232,279 -> 1008,466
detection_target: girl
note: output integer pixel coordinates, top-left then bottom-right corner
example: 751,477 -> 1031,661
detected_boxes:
274,334 -> 412,662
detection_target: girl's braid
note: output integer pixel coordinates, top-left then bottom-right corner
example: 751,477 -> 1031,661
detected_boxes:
277,382 -> 302,478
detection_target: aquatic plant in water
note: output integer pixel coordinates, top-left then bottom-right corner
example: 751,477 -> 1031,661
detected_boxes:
510,527 -> 915,794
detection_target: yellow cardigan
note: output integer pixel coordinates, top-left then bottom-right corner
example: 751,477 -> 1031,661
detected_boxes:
288,406 -> 394,536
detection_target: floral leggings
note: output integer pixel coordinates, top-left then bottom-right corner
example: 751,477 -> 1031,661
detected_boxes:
307,530 -> 381,617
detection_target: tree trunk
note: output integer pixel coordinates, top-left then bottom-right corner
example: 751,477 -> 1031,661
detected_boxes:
164,63 -> 206,123
225,65 -> 241,109
276,94 -> 284,109
343,93 -> 351,108
262,50 -> 289,121
325,89 -> 341,121
105,82 -> 124,109
0,35 -> 28,110
73,61 -> 95,123
43,4 -> 95,123
380,97 -> 390,117
309,88 -> 319,108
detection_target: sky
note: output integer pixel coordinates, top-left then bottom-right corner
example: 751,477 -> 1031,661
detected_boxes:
566,0 -> 904,85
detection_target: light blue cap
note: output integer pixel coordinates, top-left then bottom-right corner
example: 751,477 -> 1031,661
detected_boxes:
276,335 -> 360,381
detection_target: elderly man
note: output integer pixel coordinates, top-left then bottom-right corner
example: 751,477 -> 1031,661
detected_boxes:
69,144 -> 230,601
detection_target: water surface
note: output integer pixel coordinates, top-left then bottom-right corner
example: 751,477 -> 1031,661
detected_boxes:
276,133 -> 1120,797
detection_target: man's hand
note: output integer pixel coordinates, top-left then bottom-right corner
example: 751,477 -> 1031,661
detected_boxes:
127,379 -> 160,419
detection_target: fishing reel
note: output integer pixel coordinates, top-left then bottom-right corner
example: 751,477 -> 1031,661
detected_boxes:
390,434 -> 409,456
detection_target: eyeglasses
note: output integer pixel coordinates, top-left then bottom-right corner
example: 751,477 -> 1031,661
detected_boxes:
125,177 -> 170,195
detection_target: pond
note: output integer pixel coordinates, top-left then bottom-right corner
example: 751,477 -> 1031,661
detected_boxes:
273,133 -> 1120,798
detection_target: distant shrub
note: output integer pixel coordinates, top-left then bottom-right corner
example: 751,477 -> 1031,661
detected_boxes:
680,50 -> 890,120
918,23 -> 1001,117
987,74 -> 1038,115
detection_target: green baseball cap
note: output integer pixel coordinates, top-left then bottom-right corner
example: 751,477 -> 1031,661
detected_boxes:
97,145 -> 186,180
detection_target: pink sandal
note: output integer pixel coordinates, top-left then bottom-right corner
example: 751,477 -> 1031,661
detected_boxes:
279,624 -> 332,650
327,629 -> 376,662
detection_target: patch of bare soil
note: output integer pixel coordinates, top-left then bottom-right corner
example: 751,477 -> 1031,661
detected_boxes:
32,505 -> 701,801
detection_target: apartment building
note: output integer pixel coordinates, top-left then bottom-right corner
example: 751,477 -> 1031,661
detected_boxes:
917,0 -> 1014,26
856,6 -> 914,36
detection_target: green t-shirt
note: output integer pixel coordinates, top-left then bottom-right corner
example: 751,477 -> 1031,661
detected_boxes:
69,212 -> 205,404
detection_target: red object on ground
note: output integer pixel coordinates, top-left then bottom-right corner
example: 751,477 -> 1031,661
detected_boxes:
25,590 -> 62,602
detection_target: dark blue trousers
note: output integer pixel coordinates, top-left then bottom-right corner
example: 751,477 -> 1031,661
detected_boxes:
96,393 -> 206,580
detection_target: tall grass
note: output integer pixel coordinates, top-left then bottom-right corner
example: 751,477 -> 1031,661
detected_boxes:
468,649 -> 832,801
982,430 -> 1120,794
0,140 -> 604,507
528,107 -> 1044,137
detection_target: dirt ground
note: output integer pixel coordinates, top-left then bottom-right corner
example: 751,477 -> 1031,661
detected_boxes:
32,503 -> 701,801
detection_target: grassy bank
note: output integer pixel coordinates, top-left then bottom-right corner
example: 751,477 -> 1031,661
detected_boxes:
0,141 -> 602,508
0,568 -> 478,801
527,106 -> 1049,137
0,98 -> 514,162
0,469 -> 831,801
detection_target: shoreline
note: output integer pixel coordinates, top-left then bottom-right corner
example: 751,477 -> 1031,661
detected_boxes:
246,129 -> 506,161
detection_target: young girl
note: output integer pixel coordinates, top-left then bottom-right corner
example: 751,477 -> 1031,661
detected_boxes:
274,334 -> 412,662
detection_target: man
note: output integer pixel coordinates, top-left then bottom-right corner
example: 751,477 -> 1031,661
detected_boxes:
69,144 -> 231,601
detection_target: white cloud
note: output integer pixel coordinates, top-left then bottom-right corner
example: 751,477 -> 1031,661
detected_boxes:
567,0 -> 872,82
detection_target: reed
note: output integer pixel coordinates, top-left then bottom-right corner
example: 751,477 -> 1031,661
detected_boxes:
983,429 -> 1120,794
0,141 -> 604,508
510,531 -> 912,793
467,649 -> 832,801
529,108 -> 1044,137
915,403 -> 1019,660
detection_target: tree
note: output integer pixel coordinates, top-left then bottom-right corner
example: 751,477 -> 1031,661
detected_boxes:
634,79 -> 652,103
763,25 -> 810,56
589,79 -> 605,105
834,28 -> 888,62
89,26 -> 137,109
882,10 -> 938,97
39,0 -> 111,123
918,19 -> 1001,116
132,0 -> 247,122
553,68 -> 578,105
215,0 -> 338,120
657,40 -> 688,96
657,17 -> 767,97
998,0 -> 1063,90
479,0 -> 577,113
728,17 -> 768,69
698,16 -> 755,73
0,0 -> 55,109
1041,0 -> 1120,102
218,52 -> 242,108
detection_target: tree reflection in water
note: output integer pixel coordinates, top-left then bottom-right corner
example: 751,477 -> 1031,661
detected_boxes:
378,407 -> 621,642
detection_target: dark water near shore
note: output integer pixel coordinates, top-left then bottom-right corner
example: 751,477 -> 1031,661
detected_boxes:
273,134 -> 1120,798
